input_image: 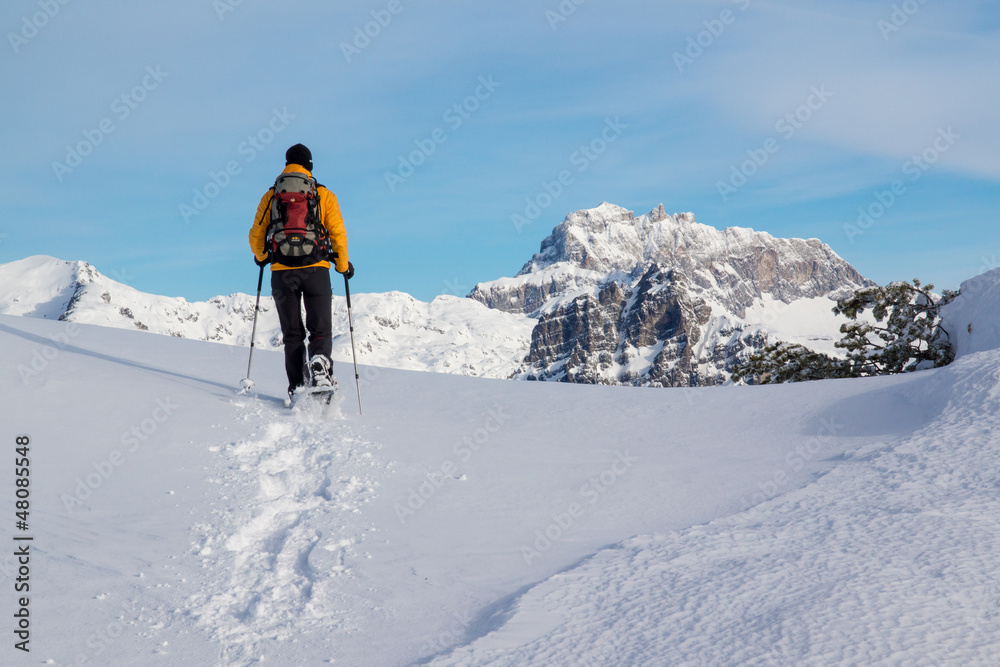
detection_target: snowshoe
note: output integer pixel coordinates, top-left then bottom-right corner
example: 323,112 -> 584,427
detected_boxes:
309,354 -> 333,389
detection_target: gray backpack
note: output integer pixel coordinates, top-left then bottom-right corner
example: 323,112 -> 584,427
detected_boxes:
266,172 -> 331,267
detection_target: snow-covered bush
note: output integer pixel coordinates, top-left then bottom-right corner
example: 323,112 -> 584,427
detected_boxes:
734,279 -> 957,384
731,342 -> 848,385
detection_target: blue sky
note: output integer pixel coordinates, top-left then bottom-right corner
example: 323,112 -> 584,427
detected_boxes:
1,0 -> 998,302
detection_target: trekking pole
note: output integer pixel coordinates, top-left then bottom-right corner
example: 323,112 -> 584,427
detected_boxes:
238,263 -> 265,394
343,273 -> 363,415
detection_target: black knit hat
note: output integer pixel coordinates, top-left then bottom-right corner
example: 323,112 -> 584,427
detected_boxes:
285,144 -> 313,171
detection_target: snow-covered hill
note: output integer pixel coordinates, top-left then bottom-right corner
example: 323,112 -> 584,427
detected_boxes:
2,268 -> 999,665
0,256 -> 534,379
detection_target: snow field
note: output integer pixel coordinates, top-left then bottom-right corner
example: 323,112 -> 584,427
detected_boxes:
429,352 -> 1000,665
2,267 -> 999,665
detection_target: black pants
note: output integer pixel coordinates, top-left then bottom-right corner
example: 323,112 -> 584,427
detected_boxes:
271,267 -> 333,392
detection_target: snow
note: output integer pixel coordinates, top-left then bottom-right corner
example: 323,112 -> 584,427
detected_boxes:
430,353 -> 1000,666
620,340 -> 666,376
2,268 -> 999,665
0,255 -> 97,318
942,267 -> 1000,359
741,293 -> 875,357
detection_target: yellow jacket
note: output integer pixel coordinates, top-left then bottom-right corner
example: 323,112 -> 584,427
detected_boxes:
249,164 -> 349,273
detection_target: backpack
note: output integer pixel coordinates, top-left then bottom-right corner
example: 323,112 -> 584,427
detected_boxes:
265,172 -> 332,267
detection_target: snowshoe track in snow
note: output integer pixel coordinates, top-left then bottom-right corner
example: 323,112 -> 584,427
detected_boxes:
191,398 -> 383,664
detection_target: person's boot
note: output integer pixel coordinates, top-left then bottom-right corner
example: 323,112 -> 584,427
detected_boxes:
309,355 -> 333,389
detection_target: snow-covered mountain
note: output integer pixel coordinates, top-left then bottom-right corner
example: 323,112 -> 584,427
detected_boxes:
470,203 -> 872,386
0,256 -> 534,379
1,204 -> 872,387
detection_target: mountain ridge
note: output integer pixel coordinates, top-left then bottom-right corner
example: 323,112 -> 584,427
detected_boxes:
0,255 -> 534,379
1,202 -> 873,386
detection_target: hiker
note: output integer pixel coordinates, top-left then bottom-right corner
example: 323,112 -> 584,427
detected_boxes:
248,143 -> 354,404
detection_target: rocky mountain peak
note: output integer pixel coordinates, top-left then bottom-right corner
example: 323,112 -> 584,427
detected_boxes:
472,203 -> 867,319
470,202 -> 872,387
517,203 -> 701,279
